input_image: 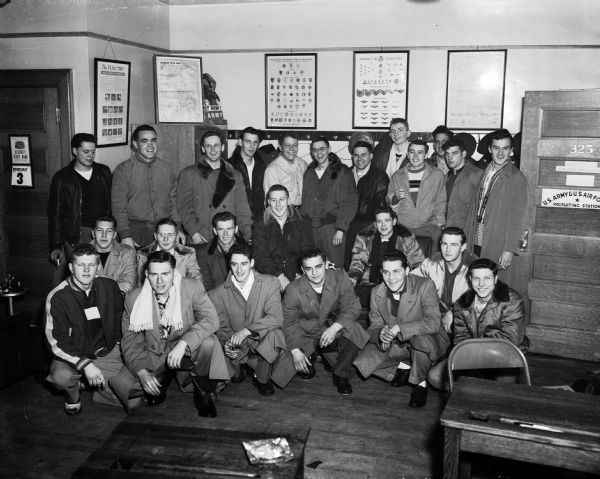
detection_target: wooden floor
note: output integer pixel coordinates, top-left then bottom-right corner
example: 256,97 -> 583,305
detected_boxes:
0,354 -> 599,479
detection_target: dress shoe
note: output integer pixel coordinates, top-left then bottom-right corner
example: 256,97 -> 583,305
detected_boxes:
252,377 -> 275,396
230,365 -> 246,383
191,376 -> 217,418
146,392 -> 167,407
408,385 -> 428,408
332,374 -> 353,395
298,352 -> 317,380
146,370 -> 173,406
391,368 -> 411,387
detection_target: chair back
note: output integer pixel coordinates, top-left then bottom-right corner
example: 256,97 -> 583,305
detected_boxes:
447,338 -> 531,391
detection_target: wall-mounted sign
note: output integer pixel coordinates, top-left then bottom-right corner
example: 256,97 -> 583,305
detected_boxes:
556,161 -> 600,174
541,188 -> 600,209
10,135 -> 31,164
11,165 -> 33,188
94,58 -> 131,147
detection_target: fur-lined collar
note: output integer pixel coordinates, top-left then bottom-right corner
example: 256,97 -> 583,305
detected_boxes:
456,280 -> 510,308
196,157 -> 236,208
306,153 -> 342,180
357,222 -> 412,239
263,205 -> 303,226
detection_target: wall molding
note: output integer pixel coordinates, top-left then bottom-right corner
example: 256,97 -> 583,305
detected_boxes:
2,31 -> 599,56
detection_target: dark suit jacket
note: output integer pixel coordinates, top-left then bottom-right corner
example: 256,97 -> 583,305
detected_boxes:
282,269 -> 368,354
368,274 -> 449,362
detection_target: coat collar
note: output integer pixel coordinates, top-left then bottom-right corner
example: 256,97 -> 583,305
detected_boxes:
306,153 -> 342,180
456,280 -> 510,308
196,157 -> 236,208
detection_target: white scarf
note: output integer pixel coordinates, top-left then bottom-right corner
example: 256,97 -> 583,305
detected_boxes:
129,270 -> 183,333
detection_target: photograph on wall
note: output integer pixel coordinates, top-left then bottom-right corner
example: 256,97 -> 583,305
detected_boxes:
352,51 -> 409,129
445,50 -> 507,130
265,53 -> 317,129
154,55 -> 204,124
94,58 -> 131,147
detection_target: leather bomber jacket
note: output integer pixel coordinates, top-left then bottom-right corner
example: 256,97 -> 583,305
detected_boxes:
47,161 -> 112,250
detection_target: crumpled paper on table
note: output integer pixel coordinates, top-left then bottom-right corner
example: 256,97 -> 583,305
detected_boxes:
242,437 -> 294,465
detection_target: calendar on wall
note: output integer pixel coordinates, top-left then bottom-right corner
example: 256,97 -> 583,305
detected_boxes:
352,51 -> 409,129
265,53 -> 317,129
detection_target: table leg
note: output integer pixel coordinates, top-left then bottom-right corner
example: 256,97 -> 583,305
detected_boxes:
443,427 -> 461,479
8,297 -> 14,316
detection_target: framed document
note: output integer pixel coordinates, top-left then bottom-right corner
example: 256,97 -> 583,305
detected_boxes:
352,51 -> 409,129
265,53 -> 317,129
94,58 -> 131,147
445,50 -> 507,130
154,55 -> 204,124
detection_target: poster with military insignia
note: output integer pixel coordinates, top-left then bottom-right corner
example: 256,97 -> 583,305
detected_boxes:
352,51 -> 409,129
265,53 -> 317,129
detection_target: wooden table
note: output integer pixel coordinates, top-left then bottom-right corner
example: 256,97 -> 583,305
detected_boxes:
440,377 -> 600,479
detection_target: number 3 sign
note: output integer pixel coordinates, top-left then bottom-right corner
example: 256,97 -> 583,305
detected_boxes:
11,165 -> 33,187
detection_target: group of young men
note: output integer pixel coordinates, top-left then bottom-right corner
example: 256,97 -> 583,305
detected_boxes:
44,119 -> 529,416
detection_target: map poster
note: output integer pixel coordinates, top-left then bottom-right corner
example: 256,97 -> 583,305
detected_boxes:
94,58 -> 131,147
352,51 -> 409,129
265,53 -> 317,129
445,50 -> 506,130
154,55 -> 204,124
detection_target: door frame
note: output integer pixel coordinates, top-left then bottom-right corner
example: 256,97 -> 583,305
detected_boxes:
0,69 -> 73,167
0,69 -> 73,279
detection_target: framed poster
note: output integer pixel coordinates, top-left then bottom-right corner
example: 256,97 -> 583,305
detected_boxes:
10,134 -> 33,187
445,50 -> 507,130
265,53 -> 317,129
154,55 -> 204,124
352,51 -> 409,129
94,58 -> 131,147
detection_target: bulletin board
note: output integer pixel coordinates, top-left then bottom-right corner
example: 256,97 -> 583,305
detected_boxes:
445,50 -> 507,130
265,53 -> 317,129
352,51 -> 409,129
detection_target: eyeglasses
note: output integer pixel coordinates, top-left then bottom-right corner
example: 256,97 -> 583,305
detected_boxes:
282,144 -> 298,150
311,147 -> 328,154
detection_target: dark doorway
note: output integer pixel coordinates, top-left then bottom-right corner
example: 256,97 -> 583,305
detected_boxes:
0,69 -> 72,318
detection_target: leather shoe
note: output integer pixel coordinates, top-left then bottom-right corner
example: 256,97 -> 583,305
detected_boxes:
230,365 -> 246,383
191,376 -> 217,418
298,352 -> 317,380
391,368 -> 411,387
408,385 -> 428,408
332,374 -> 352,395
252,377 -> 275,396
146,392 -> 167,407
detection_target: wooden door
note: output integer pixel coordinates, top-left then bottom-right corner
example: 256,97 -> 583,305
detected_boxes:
0,70 -> 72,316
521,89 -> 600,362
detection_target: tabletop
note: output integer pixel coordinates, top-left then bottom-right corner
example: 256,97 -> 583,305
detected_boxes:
440,377 -> 600,452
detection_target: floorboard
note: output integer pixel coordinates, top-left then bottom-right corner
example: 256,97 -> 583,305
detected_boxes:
0,354 -> 598,479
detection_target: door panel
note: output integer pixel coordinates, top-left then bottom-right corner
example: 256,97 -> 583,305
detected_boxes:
522,90 -> 600,362
0,77 -> 67,316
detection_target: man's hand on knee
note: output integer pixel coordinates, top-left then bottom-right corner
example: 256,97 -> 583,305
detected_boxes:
83,362 -> 105,389
167,340 -> 188,369
138,369 -> 162,396
291,349 -> 311,374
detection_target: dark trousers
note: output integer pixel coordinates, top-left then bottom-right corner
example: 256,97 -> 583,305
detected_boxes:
319,336 -> 360,379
